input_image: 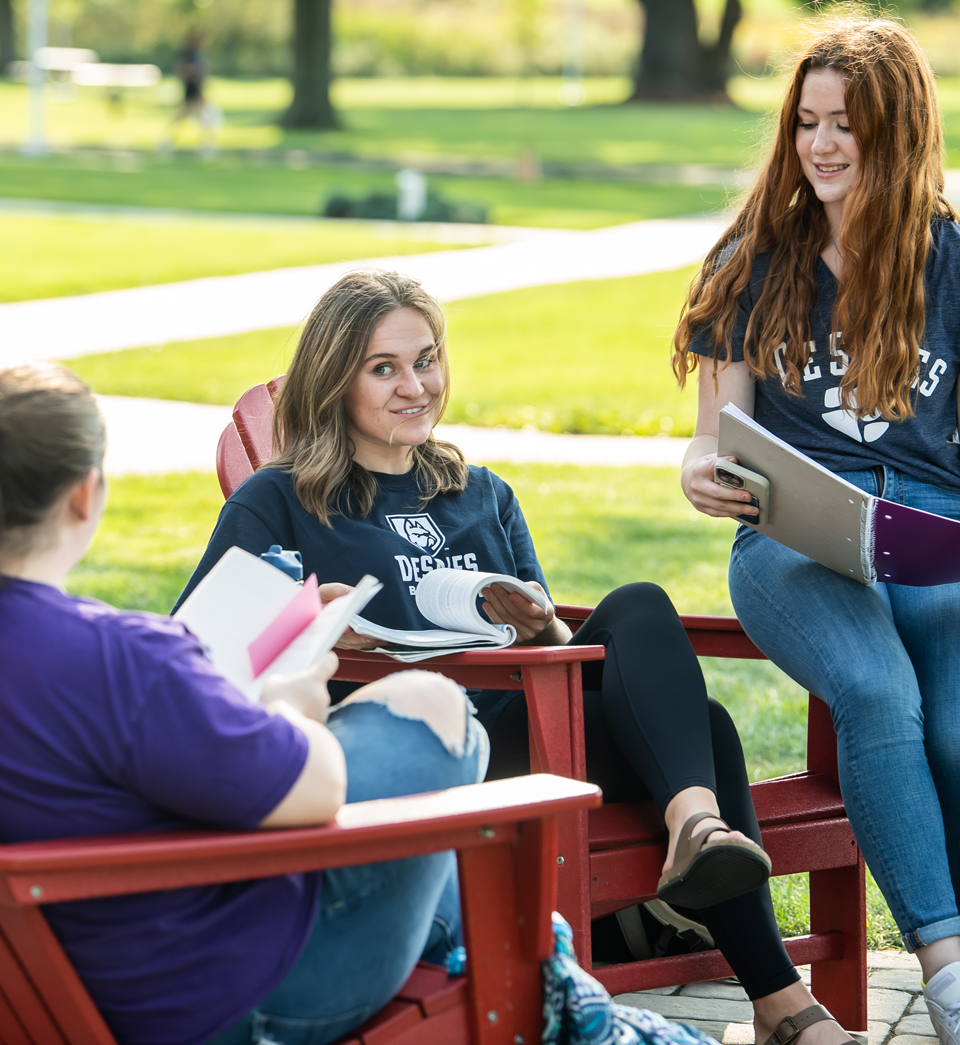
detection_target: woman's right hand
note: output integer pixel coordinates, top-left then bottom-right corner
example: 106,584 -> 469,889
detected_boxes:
318,582 -> 379,650
682,453 -> 759,521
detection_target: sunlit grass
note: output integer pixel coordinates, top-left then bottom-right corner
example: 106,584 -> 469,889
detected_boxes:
0,212 -> 462,302
0,150 -> 729,230
67,462 -> 902,947
66,266 -> 701,435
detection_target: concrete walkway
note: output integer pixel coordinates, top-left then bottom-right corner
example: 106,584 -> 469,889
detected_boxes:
97,395 -> 691,475
0,215 -> 727,364
615,950 -> 931,1045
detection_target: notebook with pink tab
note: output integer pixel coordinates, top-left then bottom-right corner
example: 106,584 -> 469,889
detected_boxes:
174,547 -> 381,699
718,404 -> 960,587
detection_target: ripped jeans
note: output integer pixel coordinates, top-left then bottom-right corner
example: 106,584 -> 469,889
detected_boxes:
209,674 -> 489,1045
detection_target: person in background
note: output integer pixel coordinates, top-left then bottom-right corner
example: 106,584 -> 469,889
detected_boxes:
162,31 -> 219,156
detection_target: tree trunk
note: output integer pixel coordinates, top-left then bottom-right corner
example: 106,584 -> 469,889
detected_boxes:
0,0 -> 16,75
281,0 -> 338,129
629,0 -> 742,103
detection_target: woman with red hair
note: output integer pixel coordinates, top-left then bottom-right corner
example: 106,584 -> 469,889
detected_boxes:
675,16 -> 960,1040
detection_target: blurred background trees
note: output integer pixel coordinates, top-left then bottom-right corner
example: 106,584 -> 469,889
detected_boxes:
281,0 -> 336,127
5,0 -> 960,118
628,0 -> 742,102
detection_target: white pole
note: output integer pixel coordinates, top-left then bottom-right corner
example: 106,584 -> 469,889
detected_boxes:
560,0 -> 585,106
25,0 -> 48,155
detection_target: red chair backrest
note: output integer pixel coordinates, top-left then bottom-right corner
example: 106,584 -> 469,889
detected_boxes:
216,376 -> 285,498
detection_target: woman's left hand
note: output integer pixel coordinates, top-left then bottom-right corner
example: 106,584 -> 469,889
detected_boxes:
481,582 -> 571,646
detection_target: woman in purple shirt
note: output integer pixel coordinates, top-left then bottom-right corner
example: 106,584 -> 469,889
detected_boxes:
0,361 -> 486,1045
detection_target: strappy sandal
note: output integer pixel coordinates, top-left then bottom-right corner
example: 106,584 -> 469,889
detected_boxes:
761,1004 -> 856,1045
656,811 -> 772,909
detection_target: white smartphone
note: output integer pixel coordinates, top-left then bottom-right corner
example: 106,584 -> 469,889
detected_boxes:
714,460 -> 770,526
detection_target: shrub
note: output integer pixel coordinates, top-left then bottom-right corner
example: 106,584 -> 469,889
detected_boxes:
322,190 -> 487,224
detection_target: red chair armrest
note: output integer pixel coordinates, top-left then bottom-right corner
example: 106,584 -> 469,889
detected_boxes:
0,775 -> 601,906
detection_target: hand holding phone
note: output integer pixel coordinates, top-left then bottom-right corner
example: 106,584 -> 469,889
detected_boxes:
714,460 -> 770,526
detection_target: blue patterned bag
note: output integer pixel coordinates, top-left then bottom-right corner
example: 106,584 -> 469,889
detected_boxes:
542,913 -> 720,1045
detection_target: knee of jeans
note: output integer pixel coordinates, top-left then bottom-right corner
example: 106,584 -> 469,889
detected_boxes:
829,676 -> 923,739
339,671 -> 479,761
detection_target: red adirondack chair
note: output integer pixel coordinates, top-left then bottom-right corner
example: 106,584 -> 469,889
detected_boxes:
218,380 -> 868,1032
0,774 -> 601,1045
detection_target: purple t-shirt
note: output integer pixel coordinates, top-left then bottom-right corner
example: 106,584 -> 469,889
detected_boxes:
0,579 -> 317,1045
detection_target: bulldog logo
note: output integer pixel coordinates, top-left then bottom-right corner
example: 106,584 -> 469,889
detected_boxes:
384,513 -> 446,555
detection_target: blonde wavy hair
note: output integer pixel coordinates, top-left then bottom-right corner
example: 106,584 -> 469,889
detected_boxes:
269,270 -> 468,525
672,15 -> 958,420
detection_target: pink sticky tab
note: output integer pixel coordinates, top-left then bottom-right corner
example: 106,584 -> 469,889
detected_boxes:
248,574 -> 320,677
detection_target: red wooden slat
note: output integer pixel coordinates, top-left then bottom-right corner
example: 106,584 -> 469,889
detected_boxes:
335,646 -> 604,692
388,1002 -> 469,1045
751,772 -> 844,825
458,841 -> 543,1045
215,421 -> 254,499
592,931 -> 845,996
765,818 -> 859,876
232,383 -> 276,469
810,856 -> 868,1032
0,922 -> 67,1045
395,963 -> 466,1017
0,906 -> 113,1045
588,817 -> 857,907
588,801 -> 667,851
807,692 -> 840,779
353,1000 -> 422,1045
0,983 -> 31,1045
513,817 -> 559,961
589,774 -> 845,851
0,776 -> 598,875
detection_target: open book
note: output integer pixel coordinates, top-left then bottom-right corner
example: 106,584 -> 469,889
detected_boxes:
351,568 -> 548,662
174,547 -> 381,699
718,403 -> 960,587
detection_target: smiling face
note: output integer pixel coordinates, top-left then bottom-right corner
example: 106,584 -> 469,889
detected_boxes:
343,307 -> 444,473
795,67 -> 861,233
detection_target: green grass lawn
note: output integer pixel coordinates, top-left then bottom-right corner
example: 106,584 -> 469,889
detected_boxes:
6,73 -> 960,167
0,212 -> 465,302
66,462 -> 901,949
0,76 -> 765,166
66,267 -> 700,436
0,151 -> 729,231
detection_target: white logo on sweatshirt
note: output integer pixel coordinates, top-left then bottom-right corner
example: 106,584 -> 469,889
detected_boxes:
384,513 -> 446,555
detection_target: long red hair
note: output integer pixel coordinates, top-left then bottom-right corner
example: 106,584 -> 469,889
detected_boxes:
673,17 -> 957,420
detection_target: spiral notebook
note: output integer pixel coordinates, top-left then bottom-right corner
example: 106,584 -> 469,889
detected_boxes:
718,404 -> 960,587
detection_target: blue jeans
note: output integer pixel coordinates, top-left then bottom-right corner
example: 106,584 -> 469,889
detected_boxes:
729,466 -> 960,952
209,690 -> 488,1045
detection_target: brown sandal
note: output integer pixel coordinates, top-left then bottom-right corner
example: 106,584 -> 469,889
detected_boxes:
761,1004 -> 856,1045
656,811 -> 772,909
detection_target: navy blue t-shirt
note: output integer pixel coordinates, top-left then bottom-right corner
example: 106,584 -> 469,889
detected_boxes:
692,219 -> 960,490
175,465 -> 549,629
0,580 -> 315,1045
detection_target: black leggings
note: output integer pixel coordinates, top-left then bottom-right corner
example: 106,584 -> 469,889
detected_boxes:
473,582 -> 799,1002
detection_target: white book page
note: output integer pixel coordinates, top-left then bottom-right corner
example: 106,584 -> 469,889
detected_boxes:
173,547 -> 300,692
243,575 -> 382,701
415,569 -> 547,633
